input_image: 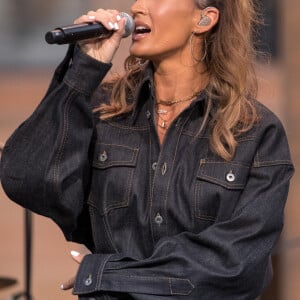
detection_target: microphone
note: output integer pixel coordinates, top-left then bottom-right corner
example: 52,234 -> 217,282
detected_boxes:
45,12 -> 134,45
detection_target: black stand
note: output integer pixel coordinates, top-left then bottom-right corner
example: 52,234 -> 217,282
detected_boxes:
10,210 -> 33,300
1,145 -> 33,300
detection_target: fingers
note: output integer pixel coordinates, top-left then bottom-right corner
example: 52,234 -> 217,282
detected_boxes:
74,9 -> 125,34
60,276 -> 75,291
60,250 -> 89,291
72,8 -> 128,62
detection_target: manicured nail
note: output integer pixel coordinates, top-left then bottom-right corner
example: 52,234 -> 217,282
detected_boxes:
114,22 -> 119,30
60,284 -> 64,290
108,21 -> 114,29
88,15 -> 95,20
116,15 -> 121,21
71,250 -> 80,257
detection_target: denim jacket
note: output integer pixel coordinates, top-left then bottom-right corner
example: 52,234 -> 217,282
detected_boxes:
0,46 -> 294,300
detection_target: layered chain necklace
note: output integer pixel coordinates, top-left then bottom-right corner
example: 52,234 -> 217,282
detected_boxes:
155,90 -> 202,130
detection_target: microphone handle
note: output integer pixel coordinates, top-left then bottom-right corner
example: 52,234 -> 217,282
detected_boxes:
45,23 -> 112,45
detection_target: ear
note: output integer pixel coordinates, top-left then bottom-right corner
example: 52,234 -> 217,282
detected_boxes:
192,6 -> 219,34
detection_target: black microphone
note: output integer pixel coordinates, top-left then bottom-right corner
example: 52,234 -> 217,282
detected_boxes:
45,12 -> 134,45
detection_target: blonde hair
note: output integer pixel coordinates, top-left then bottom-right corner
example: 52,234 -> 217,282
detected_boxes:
97,0 -> 260,161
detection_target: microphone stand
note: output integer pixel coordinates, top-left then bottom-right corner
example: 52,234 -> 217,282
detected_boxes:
9,210 -> 33,300
1,143 -> 34,300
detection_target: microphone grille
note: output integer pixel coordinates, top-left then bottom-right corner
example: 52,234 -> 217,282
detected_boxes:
120,12 -> 135,38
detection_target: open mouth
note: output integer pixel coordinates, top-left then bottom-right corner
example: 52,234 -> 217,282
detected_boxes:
134,25 -> 151,35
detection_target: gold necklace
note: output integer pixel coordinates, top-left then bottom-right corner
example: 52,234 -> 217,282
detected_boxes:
156,90 -> 201,106
154,97 -> 194,130
156,112 -> 169,130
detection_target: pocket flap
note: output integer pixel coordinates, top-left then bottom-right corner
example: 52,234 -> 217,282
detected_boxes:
93,143 -> 139,169
197,160 -> 249,189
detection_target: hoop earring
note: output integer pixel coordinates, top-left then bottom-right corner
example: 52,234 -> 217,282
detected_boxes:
189,32 -> 207,62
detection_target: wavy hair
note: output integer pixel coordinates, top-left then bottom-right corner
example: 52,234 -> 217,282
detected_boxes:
96,0 -> 260,161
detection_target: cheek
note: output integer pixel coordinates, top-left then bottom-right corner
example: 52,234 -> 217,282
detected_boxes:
152,10 -> 193,42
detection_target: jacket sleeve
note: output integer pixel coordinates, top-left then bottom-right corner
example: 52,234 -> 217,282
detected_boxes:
0,45 -> 112,247
72,116 -> 294,299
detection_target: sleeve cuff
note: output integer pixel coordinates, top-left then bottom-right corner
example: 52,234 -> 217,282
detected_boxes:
63,45 -> 112,96
73,253 -> 114,295
72,253 -> 194,296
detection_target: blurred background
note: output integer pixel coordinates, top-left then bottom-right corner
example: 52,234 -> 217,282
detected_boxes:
0,0 -> 299,299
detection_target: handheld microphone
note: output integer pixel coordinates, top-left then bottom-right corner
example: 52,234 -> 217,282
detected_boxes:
45,12 -> 134,45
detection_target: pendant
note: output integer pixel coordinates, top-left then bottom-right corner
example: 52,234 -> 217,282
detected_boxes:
160,121 -> 167,129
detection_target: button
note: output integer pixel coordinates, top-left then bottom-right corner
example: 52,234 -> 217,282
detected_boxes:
84,275 -> 93,286
146,110 -> 151,119
161,162 -> 167,175
226,171 -> 235,182
154,213 -> 163,225
152,162 -> 158,171
99,151 -> 108,162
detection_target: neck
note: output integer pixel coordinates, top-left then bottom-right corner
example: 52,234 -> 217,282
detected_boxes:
152,59 -> 207,101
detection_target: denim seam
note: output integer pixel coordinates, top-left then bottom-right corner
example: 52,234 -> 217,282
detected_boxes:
52,92 -> 75,196
163,122 -> 187,234
169,278 -> 195,296
253,160 -> 293,168
202,161 -> 251,168
197,175 -> 246,189
106,120 -> 149,131
88,204 -> 117,253
91,167 -> 134,216
64,77 -> 93,97
194,181 -> 217,222
99,274 -> 194,295
102,214 -> 119,253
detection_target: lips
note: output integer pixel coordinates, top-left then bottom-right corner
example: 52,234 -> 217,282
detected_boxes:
132,21 -> 151,40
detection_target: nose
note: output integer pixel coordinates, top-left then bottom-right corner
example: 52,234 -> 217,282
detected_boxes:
130,0 -> 146,16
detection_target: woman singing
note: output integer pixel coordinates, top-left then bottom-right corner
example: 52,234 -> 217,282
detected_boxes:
1,0 -> 294,299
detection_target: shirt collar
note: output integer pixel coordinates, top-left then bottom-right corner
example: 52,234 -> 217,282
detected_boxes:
131,63 -> 154,124
130,63 -> 207,124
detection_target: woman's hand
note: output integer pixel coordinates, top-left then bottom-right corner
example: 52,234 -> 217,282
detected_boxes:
74,9 -> 127,63
60,250 -> 87,291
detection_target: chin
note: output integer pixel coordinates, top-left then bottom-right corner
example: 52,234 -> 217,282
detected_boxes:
130,44 -> 152,59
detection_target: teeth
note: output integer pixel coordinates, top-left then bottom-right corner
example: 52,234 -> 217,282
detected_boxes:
136,26 -> 148,30
135,24 -> 151,34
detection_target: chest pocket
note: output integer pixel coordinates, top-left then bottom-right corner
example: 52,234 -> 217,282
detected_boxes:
194,160 -> 250,222
89,142 -> 139,215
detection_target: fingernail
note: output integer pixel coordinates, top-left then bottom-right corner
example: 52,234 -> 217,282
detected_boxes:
71,250 -> 80,257
60,284 -> 64,290
88,15 -> 95,20
116,15 -> 121,21
114,22 -> 119,30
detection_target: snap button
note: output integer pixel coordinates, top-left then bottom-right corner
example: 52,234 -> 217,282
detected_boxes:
84,274 -> 93,286
226,171 -> 235,182
99,151 -> 108,162
154,213 -> 163,226
161,162 -> 167,176
152,162 -> 158,171
146,110 -> 151,119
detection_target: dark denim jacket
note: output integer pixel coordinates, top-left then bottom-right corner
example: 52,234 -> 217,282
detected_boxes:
0,46 -> 294,300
